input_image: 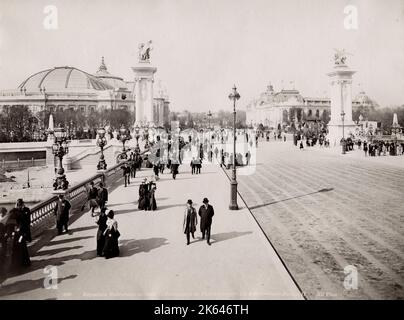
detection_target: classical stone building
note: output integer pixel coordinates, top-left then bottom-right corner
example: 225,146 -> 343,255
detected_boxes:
0,57 -> 170,127
245,84 -> 330,128
245,83 -> 378,129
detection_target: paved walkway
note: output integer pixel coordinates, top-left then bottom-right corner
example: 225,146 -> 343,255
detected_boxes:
0,162 -> 303,300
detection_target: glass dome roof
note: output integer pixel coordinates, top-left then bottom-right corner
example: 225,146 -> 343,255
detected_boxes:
18,66 -> 114,92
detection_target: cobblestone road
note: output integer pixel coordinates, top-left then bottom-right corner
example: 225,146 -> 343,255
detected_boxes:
236,142 -> 404,299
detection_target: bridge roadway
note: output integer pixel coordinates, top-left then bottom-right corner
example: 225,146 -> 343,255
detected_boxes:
0,163 -> 303,300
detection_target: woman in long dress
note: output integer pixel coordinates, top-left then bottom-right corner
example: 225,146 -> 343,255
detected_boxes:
95,207 -> 108,256
11,210 -> 31,268
138,179 -> 148,210
102,210 -> 120,259
148,183 -> 157,211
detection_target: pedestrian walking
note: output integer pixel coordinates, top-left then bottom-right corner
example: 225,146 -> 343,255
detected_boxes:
11,213 -> 31,268
97,183 -> 108,211
130,154 -> 137,178
190,158 -> 196,175
195,158 -> 202,174
183,199 -> 197,245
198,198 -> 214,245
153,161 -> 160,180
148,182 -> 157,211
138,178 -> 149,210
245,151 -> 251,166
15,199 -> 32,243
54,194 -> 71,235
95,207 -> 108,256
103,210 -> 120,259
122,162 -> 131,187
85,182 -> 99,215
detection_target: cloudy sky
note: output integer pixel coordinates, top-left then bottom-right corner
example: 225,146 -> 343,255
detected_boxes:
0,0 -> 403,112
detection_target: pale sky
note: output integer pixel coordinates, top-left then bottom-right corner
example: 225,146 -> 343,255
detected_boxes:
0,0 -> 403,112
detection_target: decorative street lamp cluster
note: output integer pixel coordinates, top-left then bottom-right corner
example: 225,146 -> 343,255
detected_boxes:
228,85 -> 240,210
52,125 -> 69,190
97,127 -> 108,170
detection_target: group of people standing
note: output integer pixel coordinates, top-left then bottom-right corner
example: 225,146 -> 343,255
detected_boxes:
190,157 -> 202,174
138,178 -> 157,211
362,140 -> 404,157
0,199 -> 32,271
94,208 -> 120,259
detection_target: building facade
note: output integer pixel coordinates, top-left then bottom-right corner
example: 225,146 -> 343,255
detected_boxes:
245,84 -> 378,129
0,57 -> 170,127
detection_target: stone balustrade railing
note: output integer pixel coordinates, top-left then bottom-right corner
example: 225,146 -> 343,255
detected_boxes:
29,148 -> 150,237
29,160 -> 128,236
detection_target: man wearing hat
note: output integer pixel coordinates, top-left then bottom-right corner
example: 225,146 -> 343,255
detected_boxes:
198,198 -> 214,245
54,194 -> 71,235
183,199 -> 197,245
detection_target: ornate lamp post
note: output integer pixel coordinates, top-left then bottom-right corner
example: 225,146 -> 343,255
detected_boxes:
119,124 -> 131,152
228,85 -> 240,210
52,125 -> 69,190
97,127 -> 107,170
341,111 -> 346,154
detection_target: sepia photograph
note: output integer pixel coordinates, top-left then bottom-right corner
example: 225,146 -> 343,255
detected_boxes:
0,0 -> 403,309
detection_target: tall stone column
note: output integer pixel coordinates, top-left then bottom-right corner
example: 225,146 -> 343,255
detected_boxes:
134,78 -> 143,123
132,64 -> 157,126
327,59 -> 356,145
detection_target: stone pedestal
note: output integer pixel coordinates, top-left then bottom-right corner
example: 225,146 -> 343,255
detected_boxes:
132,62 -> 157,126
327,64 -> 356,146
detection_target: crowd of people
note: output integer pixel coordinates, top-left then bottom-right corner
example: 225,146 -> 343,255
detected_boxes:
361,139 -> 404,157
0,199 -> 32,272
0,127 -> 258,275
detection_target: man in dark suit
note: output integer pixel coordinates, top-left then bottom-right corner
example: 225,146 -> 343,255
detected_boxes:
97,183 -> 108,211
54,194 -> 71,235
198,198 -> 214,245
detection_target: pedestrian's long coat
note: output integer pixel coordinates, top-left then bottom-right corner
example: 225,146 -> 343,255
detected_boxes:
183,207 -> 197,234
54,200 -> 71,224
198,204 -> 214,232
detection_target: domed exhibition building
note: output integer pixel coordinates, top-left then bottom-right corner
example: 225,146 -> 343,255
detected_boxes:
0,57 -> 170,128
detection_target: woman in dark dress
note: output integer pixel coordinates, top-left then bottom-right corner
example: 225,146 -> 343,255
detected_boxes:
138,179 -> 148,210
95,208 -> 108,256
11,212 -> 31,268
148,183 -> 157,211
102,210 -> 120,259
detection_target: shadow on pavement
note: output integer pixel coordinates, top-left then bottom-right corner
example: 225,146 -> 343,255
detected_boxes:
46,236 -> 93,247
119,237 -> 169,257
248,188 -> 334,210
0,275 -> 77,297
210,231 -> 252,244
34,246 -> 84,257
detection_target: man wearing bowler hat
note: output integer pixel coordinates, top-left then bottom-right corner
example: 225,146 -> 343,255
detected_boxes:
198,198 -> 214,245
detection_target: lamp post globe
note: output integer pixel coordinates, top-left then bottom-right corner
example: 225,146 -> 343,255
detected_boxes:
228,85 -> 240,210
